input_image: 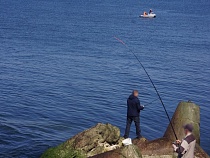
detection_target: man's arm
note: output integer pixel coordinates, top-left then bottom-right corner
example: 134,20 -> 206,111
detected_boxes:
172,140 -> 188,155
136,98 -> 144,111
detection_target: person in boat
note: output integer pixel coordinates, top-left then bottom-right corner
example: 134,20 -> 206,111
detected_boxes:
149,9 -> 153,14
143,12 -> 148,16
172,124 -> 196,158
124,90 -> 144,139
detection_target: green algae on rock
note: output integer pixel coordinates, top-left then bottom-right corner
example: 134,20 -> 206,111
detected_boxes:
40,143 -> 85,158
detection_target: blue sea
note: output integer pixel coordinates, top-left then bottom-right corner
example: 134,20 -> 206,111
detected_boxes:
0,0 -> 209,157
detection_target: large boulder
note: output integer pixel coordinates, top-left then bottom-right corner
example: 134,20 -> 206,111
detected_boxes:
41,123 -> 122,158
164,101 -> 200,144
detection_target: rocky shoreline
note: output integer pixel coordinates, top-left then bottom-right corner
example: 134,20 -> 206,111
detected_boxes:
41,101 -> 209,158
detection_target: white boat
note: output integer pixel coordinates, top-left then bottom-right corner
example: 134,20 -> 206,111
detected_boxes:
140,13 -> 156,18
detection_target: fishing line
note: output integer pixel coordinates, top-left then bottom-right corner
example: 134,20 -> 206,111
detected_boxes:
114,36 -> 178,140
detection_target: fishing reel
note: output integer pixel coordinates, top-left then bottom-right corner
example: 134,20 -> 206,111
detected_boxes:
172,142 -> 179,146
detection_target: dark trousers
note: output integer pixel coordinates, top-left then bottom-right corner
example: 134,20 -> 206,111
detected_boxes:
124,116 -> 141,138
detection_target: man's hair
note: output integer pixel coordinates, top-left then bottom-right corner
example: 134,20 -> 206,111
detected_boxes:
183,124 -> 193,132
133,90 -> 139,94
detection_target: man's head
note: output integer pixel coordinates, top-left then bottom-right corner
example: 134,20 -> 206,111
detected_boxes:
183,124 -> 193,135
133,90 -> 139,97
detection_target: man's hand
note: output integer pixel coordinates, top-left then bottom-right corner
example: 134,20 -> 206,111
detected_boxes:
176,140 -> 181,144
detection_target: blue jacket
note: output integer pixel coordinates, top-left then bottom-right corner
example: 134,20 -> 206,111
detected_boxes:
127,94 -> 144,117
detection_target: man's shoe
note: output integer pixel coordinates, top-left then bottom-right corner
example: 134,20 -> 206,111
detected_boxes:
123,136 -> 128,139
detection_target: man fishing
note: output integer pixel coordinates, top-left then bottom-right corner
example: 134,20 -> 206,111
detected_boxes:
172,124 -> 196,158
115,37 -> 181,144
124,90 -> 144,139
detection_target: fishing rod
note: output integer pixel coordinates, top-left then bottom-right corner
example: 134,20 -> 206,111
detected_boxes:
114,36 -> 178,141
